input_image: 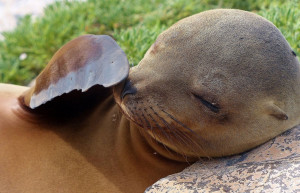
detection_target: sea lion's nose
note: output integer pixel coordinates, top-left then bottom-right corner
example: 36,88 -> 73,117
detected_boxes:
121,80 -> 137,99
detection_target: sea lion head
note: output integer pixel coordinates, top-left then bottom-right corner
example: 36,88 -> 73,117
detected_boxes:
114,9 -> 300,158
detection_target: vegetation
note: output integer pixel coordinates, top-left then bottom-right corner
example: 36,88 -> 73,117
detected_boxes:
0,0 -> 299,85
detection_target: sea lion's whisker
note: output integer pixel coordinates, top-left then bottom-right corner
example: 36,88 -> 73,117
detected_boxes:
160,109 -> 196,134
136,114 -> 150,139
146,113 -> 174,155
154,107 -> 207,158
172,126 -> 205,158
141,112 -> 151,129
136,112 -> 146,127
150,108 -> 194,149
127,107 -> 143,125
150,107 -> 186,148
160,108 -> 209,157
127,107 -> 151,139
157,108 -> 194,140
155,117 -> 194,160
161,108 -> 207,142
161,117 -> 205,157
151,113 -> 187,154
142,108 -> 172,149
147,113 -> 171,142
141,111 -> 159,142
149,107 -> 202,159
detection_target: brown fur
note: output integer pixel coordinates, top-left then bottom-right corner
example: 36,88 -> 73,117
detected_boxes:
116,9 -> 300,157
0,9 -> 299,192
0,83 -> 189,193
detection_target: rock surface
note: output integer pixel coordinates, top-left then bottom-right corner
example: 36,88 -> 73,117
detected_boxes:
145,126 -> 300,193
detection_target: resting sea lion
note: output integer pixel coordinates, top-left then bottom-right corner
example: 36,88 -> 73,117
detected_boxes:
0,9 -> 299,193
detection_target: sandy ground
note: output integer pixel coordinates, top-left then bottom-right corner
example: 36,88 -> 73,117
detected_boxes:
0,0 -> 57,39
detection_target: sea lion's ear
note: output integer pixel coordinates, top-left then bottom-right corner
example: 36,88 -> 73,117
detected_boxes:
20,34 -> 129,109
266,103 -> 288,120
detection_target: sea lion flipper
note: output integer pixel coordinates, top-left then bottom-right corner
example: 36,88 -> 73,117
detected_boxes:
20,34 -> 129,109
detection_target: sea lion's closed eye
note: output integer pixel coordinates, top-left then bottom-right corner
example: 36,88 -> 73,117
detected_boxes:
192,93 -> 220,113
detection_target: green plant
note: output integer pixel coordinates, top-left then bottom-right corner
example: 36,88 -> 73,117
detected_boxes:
0,0 -> 298,85
259,0 -> 300,56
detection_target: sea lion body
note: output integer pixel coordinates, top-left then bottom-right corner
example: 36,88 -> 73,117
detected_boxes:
0,84 -> 188,193
0,9 -> 300,192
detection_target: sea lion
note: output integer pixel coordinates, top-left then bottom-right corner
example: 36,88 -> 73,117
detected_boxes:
114,8 -> 300,158
0,9 -> 299,193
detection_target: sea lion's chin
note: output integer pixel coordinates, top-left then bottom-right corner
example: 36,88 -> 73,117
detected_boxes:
113,93 -> 206,158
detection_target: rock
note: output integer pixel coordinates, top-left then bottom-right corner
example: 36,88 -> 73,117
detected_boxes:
145,126 -> 300,192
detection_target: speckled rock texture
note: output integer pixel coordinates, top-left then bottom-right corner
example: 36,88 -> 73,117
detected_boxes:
145,126 -> 300,193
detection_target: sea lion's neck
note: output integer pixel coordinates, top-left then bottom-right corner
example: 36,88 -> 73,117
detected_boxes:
113,103 -> 194,164
127,121 -> 198,163
79,95 -> 190,191
12,93 -> 190,191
